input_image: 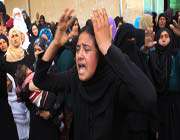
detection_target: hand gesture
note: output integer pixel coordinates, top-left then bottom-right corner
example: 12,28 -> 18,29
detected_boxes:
144,27 -> 157,51
91,9 -> 112,55
53,9 -> 74,47
170,18 -> 180,36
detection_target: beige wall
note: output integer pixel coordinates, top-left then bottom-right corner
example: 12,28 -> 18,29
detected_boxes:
4,0 -> 144,25
5,0 -> 120,26
122,0 -> 144,23
5,0 -> 29,16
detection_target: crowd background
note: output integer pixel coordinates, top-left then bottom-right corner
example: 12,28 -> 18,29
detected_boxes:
0,1 -> 180,140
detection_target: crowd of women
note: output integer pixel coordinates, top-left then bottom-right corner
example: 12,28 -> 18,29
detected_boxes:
0,1 -> 180,140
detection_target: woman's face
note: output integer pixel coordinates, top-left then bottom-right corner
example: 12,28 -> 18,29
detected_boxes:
158,16 -> 166,28
0,39 -> 8,52
39,18 -> 45,25
158,31 -> 170,47
75,32 -> 99,81
32,25 -> 38,36
9,31 -> 22,48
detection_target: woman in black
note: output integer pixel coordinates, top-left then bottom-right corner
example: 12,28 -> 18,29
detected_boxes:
156,13 -> 169,33
5,27 -> 35,77
146,28 -> 180,140
33,9 -> 156,140
114,23 -> 157,139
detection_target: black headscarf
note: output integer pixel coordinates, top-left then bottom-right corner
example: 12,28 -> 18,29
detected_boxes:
156,13 -> 169,32
71,20 -> 118,139
77,19 -> 115,102
114,23 -> 146,72
0,34 -> 8,57
149,28 -> 175,94
0,34 -> 9,45
0,1 -> 10,25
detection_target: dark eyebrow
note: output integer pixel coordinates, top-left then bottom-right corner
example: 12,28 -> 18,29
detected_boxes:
82,43 -> 90,46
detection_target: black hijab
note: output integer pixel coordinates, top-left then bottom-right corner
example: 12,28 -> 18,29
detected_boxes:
156,13 -> 169,32
77,19 -> 116,105
0,34 -> 8,58
114,23 -> 146,72
149,28 -> 175,94
29,23 -> 39,43
70,20 -> 119,139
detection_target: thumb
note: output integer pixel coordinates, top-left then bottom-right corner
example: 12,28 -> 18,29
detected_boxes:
170,24 -> 175,30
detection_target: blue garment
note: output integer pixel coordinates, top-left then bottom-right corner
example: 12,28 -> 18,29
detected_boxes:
39,28 -> 53,47
134,16 -> 141,29
168,51 -> 180,92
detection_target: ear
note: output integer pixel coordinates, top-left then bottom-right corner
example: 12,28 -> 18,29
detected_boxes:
21,32 -> 25,43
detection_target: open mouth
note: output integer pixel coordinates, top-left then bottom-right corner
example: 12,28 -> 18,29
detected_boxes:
77,63 -> 86,74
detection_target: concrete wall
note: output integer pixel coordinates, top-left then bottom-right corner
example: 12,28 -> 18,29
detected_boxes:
5,0 -> 29,16
4,0 -> 120,26
4,0 -> 145,25
122,0 -> 144,23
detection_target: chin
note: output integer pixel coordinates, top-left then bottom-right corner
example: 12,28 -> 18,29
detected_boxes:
78,75 -> 86,81
78,74 -> 91,81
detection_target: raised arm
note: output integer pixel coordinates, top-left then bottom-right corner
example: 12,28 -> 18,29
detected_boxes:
170,18 -> 180,36
91,9 -> 156,110
33,9 -> 74,92
42,9 -> 74,62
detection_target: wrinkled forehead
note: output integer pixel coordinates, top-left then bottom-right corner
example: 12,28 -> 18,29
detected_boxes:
78,32 -> 95,45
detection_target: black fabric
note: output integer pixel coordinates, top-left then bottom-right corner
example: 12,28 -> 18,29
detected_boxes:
29,112 -> 60,140
135,28 -> 145,48
156,13 -> 169,33
158,94 -> 180,140
114,23 -> 145,71
148,28 -> 180,140
33,18 -> 156,140
33,43 -> 157,140
114,23 -> 153,82
149,28 -> 175,95
0,1 -> 10,25
0,34 -> 9,45
29,23 -> 39,45
5,50 -> 35,77
0,99 -> 19,140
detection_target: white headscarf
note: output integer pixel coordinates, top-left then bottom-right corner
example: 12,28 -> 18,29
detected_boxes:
13,8 -> 30,50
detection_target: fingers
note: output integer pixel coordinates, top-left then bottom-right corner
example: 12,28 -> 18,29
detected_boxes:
102,8 -> 109,25
173,20 -> 178,27
91,8 -> 110,35
59,9 -> 74,23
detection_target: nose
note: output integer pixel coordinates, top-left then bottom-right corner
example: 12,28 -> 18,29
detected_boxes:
76,47 -> 85,60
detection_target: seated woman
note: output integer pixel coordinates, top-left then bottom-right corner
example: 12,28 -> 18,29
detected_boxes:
32,9 -> 157,140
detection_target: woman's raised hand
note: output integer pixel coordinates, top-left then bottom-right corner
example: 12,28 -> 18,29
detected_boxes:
91,9 -> 112,55
144,27 -> 157,50
170,18 -> 180,36
53,9 -> 74,47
